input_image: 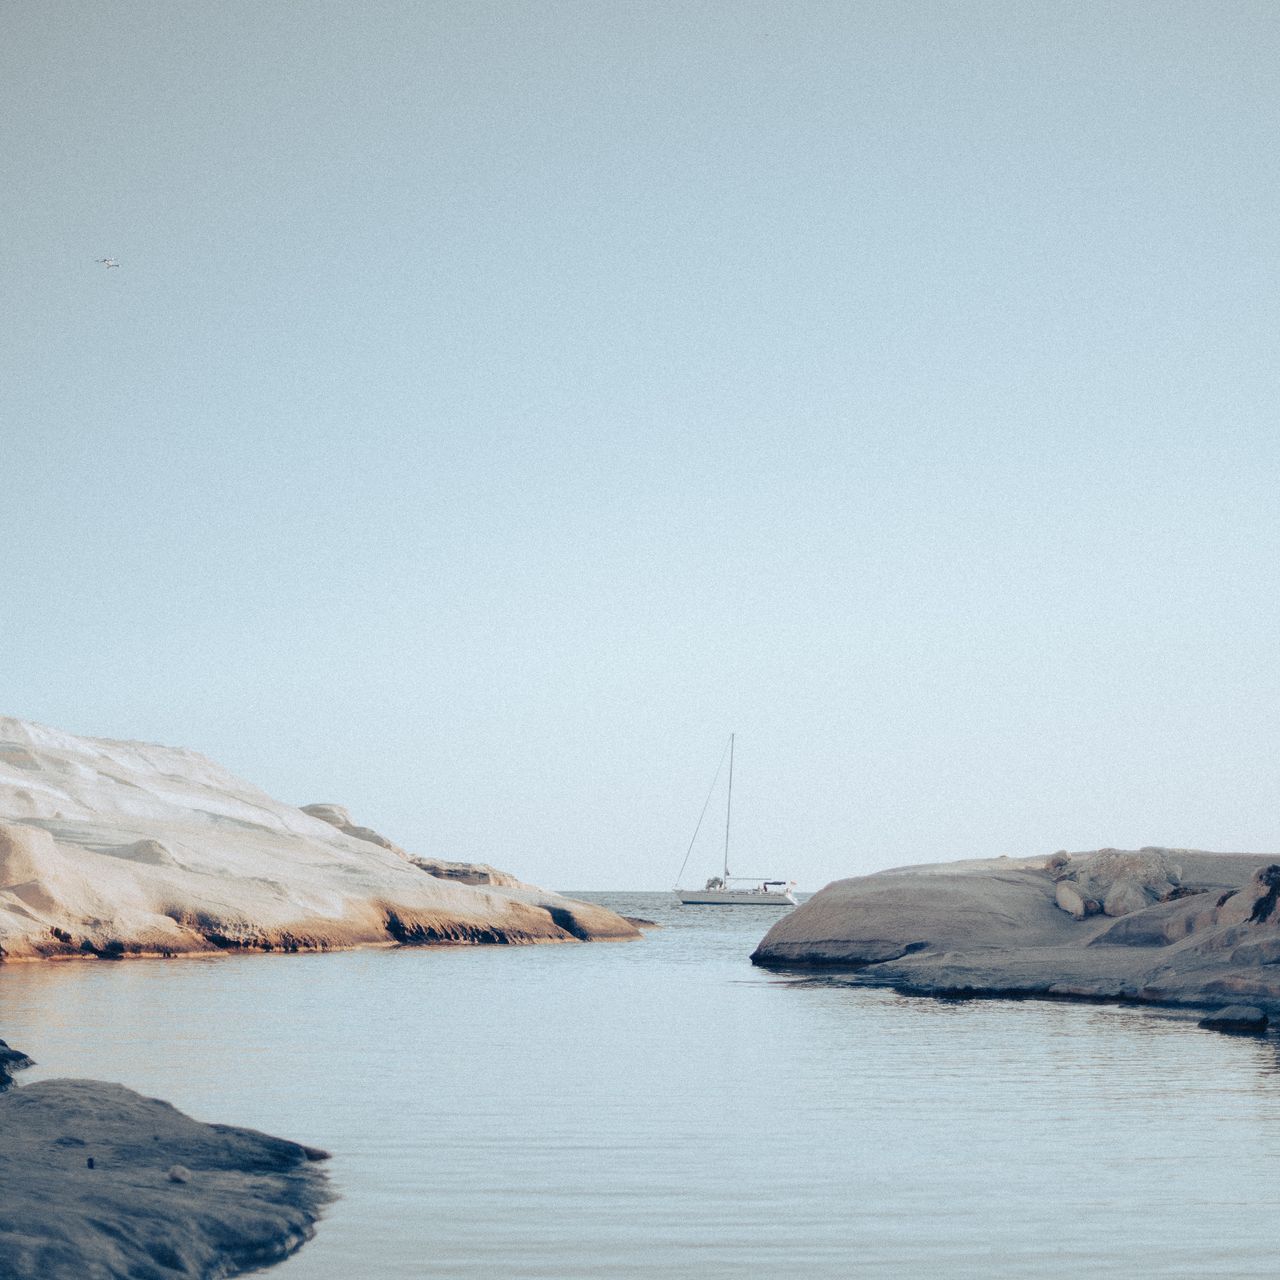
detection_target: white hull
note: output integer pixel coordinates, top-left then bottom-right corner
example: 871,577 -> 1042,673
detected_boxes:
675,889 -> 797,906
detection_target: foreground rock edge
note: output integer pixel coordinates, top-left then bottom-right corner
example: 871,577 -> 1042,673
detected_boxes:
751,849 -> 1280,1019
0,1043 -> 331,1280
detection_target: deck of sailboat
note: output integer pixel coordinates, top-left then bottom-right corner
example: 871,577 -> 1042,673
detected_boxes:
675,889 -> 796,905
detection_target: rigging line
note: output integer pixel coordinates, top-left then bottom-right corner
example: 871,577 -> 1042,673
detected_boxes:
723,731 -> 734,880
674,734 -> 733,888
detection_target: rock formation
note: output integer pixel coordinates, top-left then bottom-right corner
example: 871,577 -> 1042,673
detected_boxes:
0,715 -> 638,960
751,848 -> 1280,1016
1049,847 -> 1184,919
299,803 -> 522,887
0,1038 -> 33,1091
0,1040 -> 330,1279
1198,1005 -> 1268,1033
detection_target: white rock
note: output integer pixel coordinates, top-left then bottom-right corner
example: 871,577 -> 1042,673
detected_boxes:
1103,879 -> 1151,918
0,715 -> 637,960
1055,881 -> 1090,920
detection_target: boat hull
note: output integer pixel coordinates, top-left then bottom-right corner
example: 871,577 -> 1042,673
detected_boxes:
674,890 -> 797,906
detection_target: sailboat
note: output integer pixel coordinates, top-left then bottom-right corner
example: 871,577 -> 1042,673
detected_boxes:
673,734 -> 798,906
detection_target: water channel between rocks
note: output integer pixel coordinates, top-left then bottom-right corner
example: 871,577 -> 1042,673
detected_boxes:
3,892 -> 1278,1279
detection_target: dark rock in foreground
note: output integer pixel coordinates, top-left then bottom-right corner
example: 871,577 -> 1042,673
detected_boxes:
0,1038 -> 33,1090
0,1069 -> 330,1280
1199,1005 -> 1269,1034
752,849 -> 1280,1017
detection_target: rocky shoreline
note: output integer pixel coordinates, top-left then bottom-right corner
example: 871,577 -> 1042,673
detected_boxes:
752,848 -> 1280,1028
0,716 -> 639,961
0,1042 -> 330,1280
0,716 -> 643,1274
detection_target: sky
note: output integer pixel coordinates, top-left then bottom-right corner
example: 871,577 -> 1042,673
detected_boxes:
3,1 -> 1279,891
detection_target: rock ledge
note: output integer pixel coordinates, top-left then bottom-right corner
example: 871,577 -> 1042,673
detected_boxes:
0,1044 -> 330,1280
752,849 -> 1280,1017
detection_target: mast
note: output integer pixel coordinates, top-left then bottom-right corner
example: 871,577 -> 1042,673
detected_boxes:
723,732 -> 734,880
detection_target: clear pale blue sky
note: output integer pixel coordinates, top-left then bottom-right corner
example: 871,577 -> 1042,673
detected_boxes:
3,1 -> 1279,889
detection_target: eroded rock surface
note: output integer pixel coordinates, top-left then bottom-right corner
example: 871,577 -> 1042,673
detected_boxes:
300,803 -> 523,887
1050,847 -> 1184,919
0,716 -> 638,960
0,1066 -> 330,1280
752,849 -> 1280,1016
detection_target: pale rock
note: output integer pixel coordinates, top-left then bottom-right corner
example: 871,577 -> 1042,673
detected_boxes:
0,715 -> 638,960
1229,936 -> 1280,966
1046,851 -> 1071,876
1053,848 -> 1182,920
106,838 -> 179,867
1054,881 -> 1091,920
300,802 -> 522,887
1215,864 -> 1280,929
1103,879 -> 1152,918
752,848 -> 1280,1016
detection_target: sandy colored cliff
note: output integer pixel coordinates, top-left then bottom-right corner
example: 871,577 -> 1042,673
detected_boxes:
0,716 -> 637,960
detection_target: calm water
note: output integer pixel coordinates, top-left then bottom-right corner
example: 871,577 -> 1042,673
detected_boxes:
3,892 -> 1280,1277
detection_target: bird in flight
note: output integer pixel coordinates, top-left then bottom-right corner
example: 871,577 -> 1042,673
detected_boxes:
95,257 -> 120,268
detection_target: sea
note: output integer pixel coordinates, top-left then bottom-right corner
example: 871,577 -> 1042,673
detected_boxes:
4,891 -> 1280,1278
